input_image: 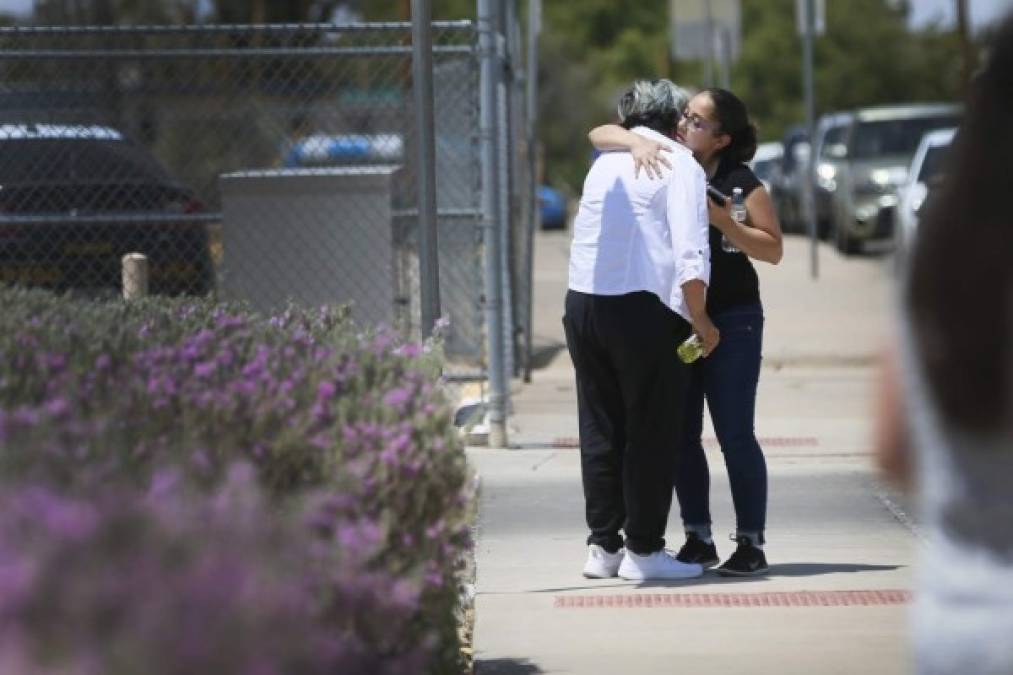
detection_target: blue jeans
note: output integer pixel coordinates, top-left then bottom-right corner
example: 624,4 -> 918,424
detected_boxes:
674,303 -> 767,537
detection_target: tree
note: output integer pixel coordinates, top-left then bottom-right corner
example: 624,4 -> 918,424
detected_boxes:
208,0 -> 339,23
732,0 -> 964,142
353,0 -> 475,21
536,0 -> 673,191
535,0 -> 969,192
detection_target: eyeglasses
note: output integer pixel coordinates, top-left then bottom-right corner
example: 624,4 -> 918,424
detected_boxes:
681,110 -> 718,133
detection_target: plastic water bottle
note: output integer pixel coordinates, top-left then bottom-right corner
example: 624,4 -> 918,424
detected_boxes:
677,334 -> 704,364
722,187 -> 746,253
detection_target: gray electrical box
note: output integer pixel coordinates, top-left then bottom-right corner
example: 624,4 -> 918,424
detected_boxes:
219,166 -> 401,327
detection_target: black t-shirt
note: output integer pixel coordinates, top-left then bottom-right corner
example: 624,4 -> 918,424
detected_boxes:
706,160 -> 763,315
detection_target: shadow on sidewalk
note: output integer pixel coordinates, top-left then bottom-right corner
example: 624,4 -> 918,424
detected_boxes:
527,580 -> 703,593
528,341 -> 566,370
475,657 -> 544,674
771,562 -> 904,576
489,563 -> 905,595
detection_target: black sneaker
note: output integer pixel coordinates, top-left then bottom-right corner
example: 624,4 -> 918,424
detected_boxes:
717,535 -> 768,577
675,532 -> 720,568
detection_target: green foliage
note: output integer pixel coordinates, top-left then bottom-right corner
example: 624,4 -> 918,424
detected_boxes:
30,0 -> 197,23
358,0 -> 476,21
539,0 -> 971,191
17,0 -> 974,221
26,0 -> 475,24
537,0 -> 671,193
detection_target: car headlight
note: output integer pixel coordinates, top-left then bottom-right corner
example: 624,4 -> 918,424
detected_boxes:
816,163 -> 837,192
870,169 -> 891,187
869,167 -> 909,190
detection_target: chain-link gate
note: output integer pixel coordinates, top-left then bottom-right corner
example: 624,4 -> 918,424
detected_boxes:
0,19 -> 536,407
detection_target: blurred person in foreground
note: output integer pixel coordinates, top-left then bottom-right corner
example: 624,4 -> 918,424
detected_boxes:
590,87 -> 783,576
565,79 -> 718,581
875,14 -> 1013,675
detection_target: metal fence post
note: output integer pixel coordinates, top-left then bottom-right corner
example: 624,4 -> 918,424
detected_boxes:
496,0 -> 516,385
505,0 -> 525,382
522,0 -> 540,383
411,0 -> 442,337
478,0 -> 509,447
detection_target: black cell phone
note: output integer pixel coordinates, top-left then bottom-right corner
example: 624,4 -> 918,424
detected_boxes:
706,184 -> 729,205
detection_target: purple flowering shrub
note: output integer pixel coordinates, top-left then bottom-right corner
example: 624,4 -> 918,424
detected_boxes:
0,463 -> 430,674
0,287 -> 472,673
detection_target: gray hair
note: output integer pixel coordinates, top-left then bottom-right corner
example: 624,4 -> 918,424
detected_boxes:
617,79 -> 690,127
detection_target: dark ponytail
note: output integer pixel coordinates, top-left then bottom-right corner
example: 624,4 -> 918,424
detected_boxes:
703,87 -> 757,164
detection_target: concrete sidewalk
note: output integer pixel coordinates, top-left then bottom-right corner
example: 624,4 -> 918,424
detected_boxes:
470,234 -> 917,674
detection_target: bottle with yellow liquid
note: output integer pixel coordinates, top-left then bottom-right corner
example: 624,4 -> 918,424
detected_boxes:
677,334 -> 704,364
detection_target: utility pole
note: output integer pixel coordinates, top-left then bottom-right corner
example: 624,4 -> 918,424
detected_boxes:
411,0 -> 441,337
703,0 -> 715,86
802,0 -> 818,280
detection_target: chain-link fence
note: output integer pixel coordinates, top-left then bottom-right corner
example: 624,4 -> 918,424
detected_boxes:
0,17 -> 536,415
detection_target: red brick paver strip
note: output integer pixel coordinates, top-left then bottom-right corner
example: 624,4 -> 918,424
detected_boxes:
554,590 -> 911,609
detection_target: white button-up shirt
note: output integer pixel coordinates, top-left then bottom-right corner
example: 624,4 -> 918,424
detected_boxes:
568,126 -> 710,322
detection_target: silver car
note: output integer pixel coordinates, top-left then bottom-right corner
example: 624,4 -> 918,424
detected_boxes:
894,127 -> 955,265
818,104 -> 960,254
812,112 -> 852,238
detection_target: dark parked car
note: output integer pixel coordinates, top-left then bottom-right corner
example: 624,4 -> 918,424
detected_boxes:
0,123 -> 214,295
770,125 -> 810,234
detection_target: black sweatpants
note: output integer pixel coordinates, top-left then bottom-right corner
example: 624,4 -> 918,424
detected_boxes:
562,289 -> 693,555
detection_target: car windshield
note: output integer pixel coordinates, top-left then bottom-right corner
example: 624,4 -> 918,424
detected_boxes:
918,144 -> 950,183
0,139 -> 173,184
850,116 -> 959,159
819,125 -> 848,158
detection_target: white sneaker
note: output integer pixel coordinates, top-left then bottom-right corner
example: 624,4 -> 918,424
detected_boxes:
582,544 -> 624,579
618,549 -> 704,580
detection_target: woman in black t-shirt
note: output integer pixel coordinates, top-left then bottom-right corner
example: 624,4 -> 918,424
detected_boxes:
589,88 -> 783,576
